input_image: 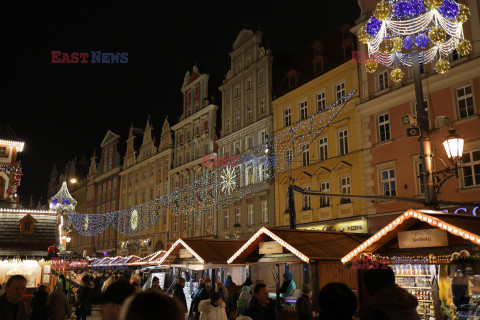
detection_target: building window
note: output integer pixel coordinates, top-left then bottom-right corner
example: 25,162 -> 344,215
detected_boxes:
380,168 -> 396,196
316,91 -> 326,112
415,162 -> 426,195
260,99 -> 266,115
183,216 -> 188,231
335,81 -> 346,100
234,141 -> 241,155
302,186 -> 311,210
247,105 -> 252,120
456,84 -> 474,119
320,181 -> 330,207
284,107 -> 292,127
377,70 -> 389,91
340,176 -> 351,204
299,100 -> 308,121
318,136 -> 328,161
378,113 -> 391,142
164,159 -> 169,170
258,70 -> 265,84
302,144 -> 310,166
248,204 -> 253,225
462,150 -> 480,187
338,129 -> 349,155
194,214 -> 201,230
0,147 -> 7,156
260,130 -> 268,144
235,207 -> 241,225
234,85 -> 240,98
224,210 -> 229,229
173,216 -> 178,232
247,137 -> 253,150
261,201 -> 268,222
450,49 -> 460,62
150,188 -> 154,200
286,149 -> 293,163
207,211 -> 213,227
226,118 -> 230,131
246,78 -> 252,91
235,113 -> 240,126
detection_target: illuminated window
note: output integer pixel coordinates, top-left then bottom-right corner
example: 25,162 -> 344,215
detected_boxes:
380,168 -> 396,196
456,84 -> 475,119
302,186 -> 311,210
462,150 -> 480,187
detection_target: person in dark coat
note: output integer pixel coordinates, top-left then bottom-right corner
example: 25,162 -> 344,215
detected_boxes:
360,267 -> 420,320
0,275 -> 28,320
318,282 -> 357,320
172,277 -> 188,313
46,283 -> 71,320
30,284 -> 49,320
191,278 -> 213,320
75,275 -> 93,320
245,283 -> 279,320
224,274 -> 236,286
296,284 -> 316,320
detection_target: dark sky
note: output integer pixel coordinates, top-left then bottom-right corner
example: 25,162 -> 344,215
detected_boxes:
4,0 -> 360,204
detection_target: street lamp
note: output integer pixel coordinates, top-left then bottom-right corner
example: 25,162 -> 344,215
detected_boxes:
443,128 -> 464,166
358,0 -> 471,209
69,178 -> 77,184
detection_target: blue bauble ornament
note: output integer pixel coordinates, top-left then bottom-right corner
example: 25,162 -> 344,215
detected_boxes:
394,1 -> 414,18
438,0 -> 459,19
416,33 -> 430,48
403,35 -> 415,49
366,16 -> 382,37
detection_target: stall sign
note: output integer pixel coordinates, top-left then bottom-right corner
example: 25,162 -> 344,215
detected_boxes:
51,258 -> 69,270
70,259 -> 88,269
179,248 -> 193,258
298,219 -> 367,233
398,229 -> 448,249
259,241 -> 283,254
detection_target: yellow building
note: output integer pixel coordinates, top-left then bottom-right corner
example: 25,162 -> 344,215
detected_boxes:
272,29 -> 371,232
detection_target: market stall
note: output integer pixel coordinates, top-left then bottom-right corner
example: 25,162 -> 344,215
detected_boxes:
129,250 -> 166,267
227,227 -> 369,319
341,209 -> 480,320
157,238 -> 246,312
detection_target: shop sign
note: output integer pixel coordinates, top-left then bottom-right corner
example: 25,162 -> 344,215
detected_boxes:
259,241 -> 283,254
398,229 -> 448,249
51,258 -> 70,270
179,248 -> 193,258
444,207 -> 480,216
70,259 -> 88,269
298,219 -> 367,233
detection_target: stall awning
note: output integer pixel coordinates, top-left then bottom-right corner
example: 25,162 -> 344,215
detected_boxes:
129,251 -> 166,266
158,238 -> 245,267
341,209 -> 480,264
228,227 -> 370,264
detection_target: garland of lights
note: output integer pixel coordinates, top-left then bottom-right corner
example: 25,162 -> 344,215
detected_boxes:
66,91 -> 356,236
0,163 -> 22,174
358,0 -> 471,82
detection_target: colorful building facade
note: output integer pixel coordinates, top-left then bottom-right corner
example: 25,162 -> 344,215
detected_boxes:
0,124 -> 24,205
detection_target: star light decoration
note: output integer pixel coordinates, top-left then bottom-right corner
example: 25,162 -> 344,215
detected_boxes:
358,0 -> 471,82
49,182 -> 77,214
66,91 -> 356,237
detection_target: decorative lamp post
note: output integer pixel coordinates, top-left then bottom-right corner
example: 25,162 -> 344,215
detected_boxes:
49,181 -> 77,250
358,0 -> 471,209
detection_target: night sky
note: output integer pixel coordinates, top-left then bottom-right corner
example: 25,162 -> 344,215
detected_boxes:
4,0 -> 360,204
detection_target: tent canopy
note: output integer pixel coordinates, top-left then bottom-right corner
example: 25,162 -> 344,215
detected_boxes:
228,227 -> 370,264
341,209 -> 480,264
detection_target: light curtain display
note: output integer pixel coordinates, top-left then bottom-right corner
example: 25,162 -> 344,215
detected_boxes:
67,91 -> 356,236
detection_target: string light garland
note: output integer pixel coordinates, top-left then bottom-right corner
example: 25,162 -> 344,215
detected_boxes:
49,182 -> 77,214
359,0 -> 471,82
66,91 -> 356,237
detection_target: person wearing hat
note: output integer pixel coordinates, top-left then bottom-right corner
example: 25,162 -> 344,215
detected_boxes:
198,291 -> 228,320
91,279 -> 136,320
296,284 -> 316,320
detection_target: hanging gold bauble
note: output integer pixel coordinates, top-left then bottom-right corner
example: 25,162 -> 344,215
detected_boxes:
457,4 -> 470,23
379,38 -> 394,53
428,27 -> 447,45
365,59 -> 378,73
390,68 -> 404,82
358,26 -> 372,44
456,39 -> 472,56
435,59 -> 450,74
374,0 -> 393,21
392,37 -> 403,52
424,0 -> 443,10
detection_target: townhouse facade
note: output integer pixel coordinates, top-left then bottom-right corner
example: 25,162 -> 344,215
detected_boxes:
353,0 -> 480,233
117,118 -> 173,257
169,66 -> 219,239
272,26 -> 368,233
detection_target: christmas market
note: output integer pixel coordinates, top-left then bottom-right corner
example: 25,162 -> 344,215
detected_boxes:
227,227 -> 369,318
341,209 -> 480,320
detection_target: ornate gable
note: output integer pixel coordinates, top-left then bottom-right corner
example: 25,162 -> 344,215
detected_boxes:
137,116 -> 157,162
160,118 -> 173,152
233,29 -> 254,50
19,214 -> 37,235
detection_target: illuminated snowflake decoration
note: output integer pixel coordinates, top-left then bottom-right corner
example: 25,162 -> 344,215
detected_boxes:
131,209 -> 138,230
220,165 -> 236,195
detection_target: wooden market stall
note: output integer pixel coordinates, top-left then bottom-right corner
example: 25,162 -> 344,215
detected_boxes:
157,238 -> 246,312
129,250 -> 166,267
341,209 -> 480,320
227,227 -> 369,318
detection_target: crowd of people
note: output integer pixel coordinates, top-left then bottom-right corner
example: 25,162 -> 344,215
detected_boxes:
0,267 -> 422,320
